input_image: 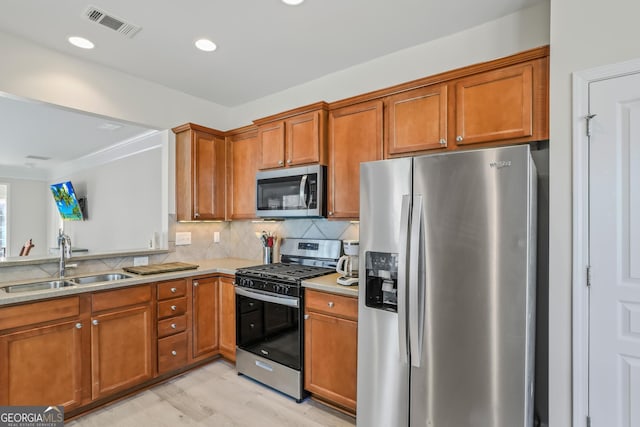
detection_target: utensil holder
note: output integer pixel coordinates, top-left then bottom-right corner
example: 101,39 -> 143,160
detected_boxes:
263,247 -> 272,264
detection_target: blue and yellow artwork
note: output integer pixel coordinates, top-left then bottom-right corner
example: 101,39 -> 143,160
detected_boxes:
50,181 -> 83,221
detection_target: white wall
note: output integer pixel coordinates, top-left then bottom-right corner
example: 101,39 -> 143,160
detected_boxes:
229,1 -> 550,128
549,1 -> 640,426
0,177 -> 48,257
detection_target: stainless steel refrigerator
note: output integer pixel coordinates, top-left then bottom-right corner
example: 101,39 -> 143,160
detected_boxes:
357,145 -> 537,427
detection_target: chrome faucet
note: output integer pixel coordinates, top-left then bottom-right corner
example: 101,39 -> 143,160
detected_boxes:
58,229 -> 73,278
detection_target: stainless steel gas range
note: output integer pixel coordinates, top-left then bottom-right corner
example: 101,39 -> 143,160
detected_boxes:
234,238 -> 341,402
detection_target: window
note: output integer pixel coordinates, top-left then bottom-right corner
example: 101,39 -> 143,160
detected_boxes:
0,184 -> 6,257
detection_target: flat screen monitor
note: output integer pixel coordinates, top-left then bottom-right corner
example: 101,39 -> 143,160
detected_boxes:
50,181 -> 84,221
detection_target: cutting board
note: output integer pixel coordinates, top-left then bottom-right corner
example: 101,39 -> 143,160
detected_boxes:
124,262 -> 199,275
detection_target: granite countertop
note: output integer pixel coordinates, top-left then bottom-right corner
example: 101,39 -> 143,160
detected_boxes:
302,273 -> 359,297
0,259 -> 359,306
0,258 -> 261,306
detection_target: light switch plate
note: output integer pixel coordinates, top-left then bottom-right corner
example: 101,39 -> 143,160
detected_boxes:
175,232 -> 191,245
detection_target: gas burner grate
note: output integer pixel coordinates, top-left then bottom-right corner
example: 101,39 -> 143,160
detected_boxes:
237,263 -> 334,282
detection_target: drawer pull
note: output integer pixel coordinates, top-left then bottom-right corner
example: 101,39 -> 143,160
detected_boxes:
170,287 -> 177,293
171,323 -> 177,329
75,322 -> 83,329
171,305 -> 177,311
171,350 -> 177,356
328,302 -> 335,308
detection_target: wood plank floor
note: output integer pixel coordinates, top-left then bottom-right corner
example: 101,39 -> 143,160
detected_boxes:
68,360 -> 356,426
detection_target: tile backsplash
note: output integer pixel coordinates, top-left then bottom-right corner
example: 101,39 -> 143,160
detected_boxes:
0,216 -> 359,282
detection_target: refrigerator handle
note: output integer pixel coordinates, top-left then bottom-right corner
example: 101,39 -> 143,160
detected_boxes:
409,194 -> 424,368
397,194 -> 411,364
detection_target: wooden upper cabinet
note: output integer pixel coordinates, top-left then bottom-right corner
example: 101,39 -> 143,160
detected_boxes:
328,100 -> 383,219
453,61 -> 537,146
227,126 -> 259,220
385,84 -> 448,156
255,102 -> 328,170
173,123 -> 226,221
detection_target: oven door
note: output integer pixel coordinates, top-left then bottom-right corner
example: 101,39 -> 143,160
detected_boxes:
235,287 -> 302,370
256,165 -> 324,218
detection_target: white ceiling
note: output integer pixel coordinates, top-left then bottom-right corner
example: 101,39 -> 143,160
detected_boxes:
0,0 -> 543,173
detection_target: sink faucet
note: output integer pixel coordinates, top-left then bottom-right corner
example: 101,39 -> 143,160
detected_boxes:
58,229 -> 74,278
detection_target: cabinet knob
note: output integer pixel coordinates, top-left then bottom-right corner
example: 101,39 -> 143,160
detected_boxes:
75,322 -> 83,329
439,138 -> 447,146
193,281 -> 199,287
170,287 -> 177,293
171,323 -> 177,329
250,323 -> 255,329
456,135 -> 463,142
171,350 -> 177,356
304,314 -> 309,320
278,160 -> 284,166
328,211 -> 333,216
171,305 -> 177,311
92,319 -> 99,326
287,159 -> 292,164
328,302 -> 335,308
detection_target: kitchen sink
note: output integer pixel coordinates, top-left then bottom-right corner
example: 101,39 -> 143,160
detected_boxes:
3,280 -> 75,293
69,273 -> 134,285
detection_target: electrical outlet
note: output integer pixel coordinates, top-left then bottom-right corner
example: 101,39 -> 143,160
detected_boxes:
175,232 -> 191,246
214,231 -> 220,243
133,256 -> 148,266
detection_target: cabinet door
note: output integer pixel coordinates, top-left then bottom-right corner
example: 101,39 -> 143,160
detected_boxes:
304,311 -> 358,412
218,276 -> 236,362
194,131 -> 226,220
258,122 -> 286,169
191,277 -> 219,360
328,100 -> 383,219
386,85 -> 448,156
91,305 -> 153,400
228,130 -> 259,219
0,320 -> 84,411
454,63 -> 533,146
286,110 -> 323,166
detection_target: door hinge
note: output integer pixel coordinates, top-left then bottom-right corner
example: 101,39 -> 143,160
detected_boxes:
586,114 -> 597,137
587,265 -> 592,287
587,415 -> 592,427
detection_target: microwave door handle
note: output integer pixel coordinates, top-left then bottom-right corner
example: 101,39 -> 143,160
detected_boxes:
299,174 -> 308,208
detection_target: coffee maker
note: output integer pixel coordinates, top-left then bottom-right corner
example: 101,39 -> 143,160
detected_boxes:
336,240 -> 359,286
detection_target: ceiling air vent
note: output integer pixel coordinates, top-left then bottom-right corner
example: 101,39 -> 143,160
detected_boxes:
83,5 -> 141,38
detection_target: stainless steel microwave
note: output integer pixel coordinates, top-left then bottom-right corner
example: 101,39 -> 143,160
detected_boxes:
256,165 -> 326,218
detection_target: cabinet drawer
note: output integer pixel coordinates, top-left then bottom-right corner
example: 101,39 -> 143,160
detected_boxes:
158,332 -> 188,374
92,285 -> 152,313
0,296 -> 80,331
157,314 -> 187,338
305,289 -> 358,320
157,297 -> 187,319
157,280 -> 187,301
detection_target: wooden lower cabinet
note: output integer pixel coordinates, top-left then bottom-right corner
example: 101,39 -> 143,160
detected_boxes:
0,319 -> 84,410
191,276 -> 219,361
218,276 -> 236,361
91,301 -> 153,400
304,289 -> 358,413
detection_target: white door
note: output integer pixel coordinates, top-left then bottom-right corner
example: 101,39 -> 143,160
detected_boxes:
589,72 -> 640,426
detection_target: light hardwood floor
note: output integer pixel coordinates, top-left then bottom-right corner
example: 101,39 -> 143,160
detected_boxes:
68,360 -> 356,427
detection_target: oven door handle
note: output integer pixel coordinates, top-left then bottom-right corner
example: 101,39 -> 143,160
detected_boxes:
235,287 -> 300,308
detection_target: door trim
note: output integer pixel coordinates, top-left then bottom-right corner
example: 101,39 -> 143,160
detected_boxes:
572,56 -> 640,427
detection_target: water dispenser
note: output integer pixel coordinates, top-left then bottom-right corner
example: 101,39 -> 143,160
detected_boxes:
365,251 -> 398,312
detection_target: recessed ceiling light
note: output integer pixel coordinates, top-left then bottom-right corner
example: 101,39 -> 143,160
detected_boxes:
195,39 -> 217,52
68,36 -> 95,49
282,0 -> 304,5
